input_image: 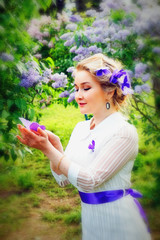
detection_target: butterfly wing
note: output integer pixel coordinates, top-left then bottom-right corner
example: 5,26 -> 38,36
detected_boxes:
19,118 -> 31,129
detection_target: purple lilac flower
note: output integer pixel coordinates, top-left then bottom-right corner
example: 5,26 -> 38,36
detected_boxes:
92,19 -> 108,28
66,23 -> 77,31
73,54 -> 84,62
59,91 -> 70,98
20,68 -> 41,89
126,70 -> 134,80
134,85 -> 142,94
67,66 -> 75,73
69,46 -> 77,53
64,37 -> 75,47
142,73 -> 150,82
67,92 -> 75,103
42,31 -> 49,37
86,9 -> 97,17
141,84 -> 151,93
112,29 -> 131,41
51,72 -> 68,88
0,53 -> 14,61
69,15 -> 82,23
135,63 -> 147,78
60,32 -> 73,40
152,47 -> 160,54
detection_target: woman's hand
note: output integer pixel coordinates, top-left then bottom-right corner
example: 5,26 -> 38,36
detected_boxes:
17,124 -> 52,154
45,130 -> 64,153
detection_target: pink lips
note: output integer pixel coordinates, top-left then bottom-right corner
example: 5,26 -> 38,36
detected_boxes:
79,103 -> 87,107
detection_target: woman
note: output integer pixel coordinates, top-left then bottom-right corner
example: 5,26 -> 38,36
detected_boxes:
17,54 -> 151,240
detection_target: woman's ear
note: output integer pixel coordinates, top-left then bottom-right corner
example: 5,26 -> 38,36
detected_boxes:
105,90 -> 115,101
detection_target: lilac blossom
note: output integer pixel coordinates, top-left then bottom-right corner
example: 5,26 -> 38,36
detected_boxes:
135,63 -> 147,78
142,73 -> 150,82
69,46 -> 77,53
0,53 -> 14,61
134,85 -> 142,94
39,40 -> 48,45
152,47 -> 160,54
141,83 -> 151,93
64,37 -> 75,47
66,23 -> 77,31
67,66 -> 75,73
59,91 -> 70,98
112,29 -> 131,41
69,15 -> 82,23
67,92 -> 75,103
48,41 -> 54,48
73,55 -> 84,62
92,19 -> 108,28
86,9 -> 97,17
20,68 -> 41,89
51,72 -> 68,88
34,53 -> 42,59
60,32 -> 73,40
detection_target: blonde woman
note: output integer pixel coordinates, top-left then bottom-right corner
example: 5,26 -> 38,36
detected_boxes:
17,54 -> 151,240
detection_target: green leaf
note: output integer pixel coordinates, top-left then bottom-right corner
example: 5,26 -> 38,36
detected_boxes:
1,110 -> 10,119
15,99 -> 27,110
45,57 -> 55,68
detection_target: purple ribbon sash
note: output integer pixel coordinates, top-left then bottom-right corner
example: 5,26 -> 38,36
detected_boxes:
79,188 -> 150,232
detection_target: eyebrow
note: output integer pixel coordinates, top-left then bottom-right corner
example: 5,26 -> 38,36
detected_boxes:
74,82 -> 91,87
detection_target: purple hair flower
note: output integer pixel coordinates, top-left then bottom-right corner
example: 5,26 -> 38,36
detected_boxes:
88,140 -> 95,152
95,68 -> 111,77
110,69 -> 132,95
19,118 -> 46,132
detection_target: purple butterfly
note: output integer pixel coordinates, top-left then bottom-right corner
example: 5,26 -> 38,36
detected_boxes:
88,140 -> 95,152
19,118 -> 46,132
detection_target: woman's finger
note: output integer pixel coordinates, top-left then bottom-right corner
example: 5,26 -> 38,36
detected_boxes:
16,135 -> 27,145
37,127 -> 48,138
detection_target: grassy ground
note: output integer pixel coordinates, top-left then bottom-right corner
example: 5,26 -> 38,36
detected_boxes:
0,103 -> 160,240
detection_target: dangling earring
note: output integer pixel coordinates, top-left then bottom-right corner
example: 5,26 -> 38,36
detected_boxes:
106,102 -> 110,110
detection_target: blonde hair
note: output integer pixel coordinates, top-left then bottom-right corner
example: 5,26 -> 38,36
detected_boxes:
75,53 -> 129,111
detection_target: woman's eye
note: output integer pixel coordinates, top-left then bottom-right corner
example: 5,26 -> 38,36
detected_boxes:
75,89 -> 78,92
84,88 -> 91,91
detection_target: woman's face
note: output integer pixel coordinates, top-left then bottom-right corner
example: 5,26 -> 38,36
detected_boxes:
74,70 -> 109,116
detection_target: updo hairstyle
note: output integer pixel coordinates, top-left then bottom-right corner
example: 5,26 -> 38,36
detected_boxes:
75,53 -> 129,110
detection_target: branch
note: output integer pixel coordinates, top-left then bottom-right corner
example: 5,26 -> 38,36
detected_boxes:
131,97 -> 160,131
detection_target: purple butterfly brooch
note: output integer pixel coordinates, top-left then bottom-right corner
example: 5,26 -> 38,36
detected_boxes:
19,118 -> 46,134
88,140 -> 95,152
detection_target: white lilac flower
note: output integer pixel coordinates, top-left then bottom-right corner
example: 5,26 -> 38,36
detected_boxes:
134,85 -> 142,94
66,23 -> 77,31
34,53 -> 42,59
60,32 -> 73,40
86,9 -> 97,17
142,73 -> 150,82
67,92 -> 75,102
141,83 -> 151,93
152,47 -> 160,54
69,14 -> 82,23
59,91 -> 70,98
48,41 -> 54,48
69,46 -> 77,53
0,53 -> 14,61
135,63 -> 147,78
67,66 -> 75,73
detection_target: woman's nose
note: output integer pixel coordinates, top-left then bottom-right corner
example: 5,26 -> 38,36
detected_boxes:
76,89 -> 83,99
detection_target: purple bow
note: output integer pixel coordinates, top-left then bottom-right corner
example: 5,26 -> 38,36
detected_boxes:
19,118 -> 46,132
88,140 -> 95,152
95,68 -> 111,77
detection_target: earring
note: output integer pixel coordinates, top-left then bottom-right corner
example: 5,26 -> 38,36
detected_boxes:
106,102 -> 110,110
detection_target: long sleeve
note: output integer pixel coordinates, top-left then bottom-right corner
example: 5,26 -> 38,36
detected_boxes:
68,124 -> 138,192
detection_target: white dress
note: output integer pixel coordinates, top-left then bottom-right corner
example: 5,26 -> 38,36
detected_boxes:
51,112 -> 151,240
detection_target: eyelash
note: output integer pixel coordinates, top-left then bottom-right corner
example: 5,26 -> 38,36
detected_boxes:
75,88 -> 91,92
